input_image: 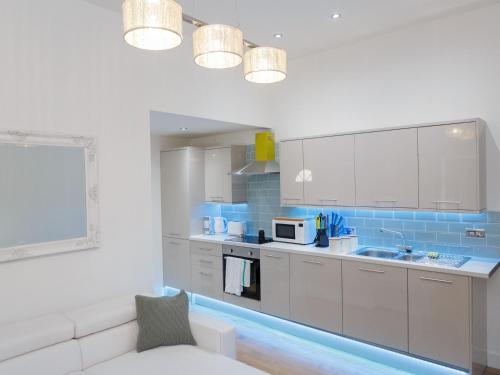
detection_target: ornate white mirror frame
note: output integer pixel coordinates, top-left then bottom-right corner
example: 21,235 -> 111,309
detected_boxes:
0,130 -> 100,262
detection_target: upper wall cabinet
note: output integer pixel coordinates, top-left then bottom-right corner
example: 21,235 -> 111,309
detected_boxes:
204,146 -> 247,204
161,147 -> 204,238
418,121 -> 486,212
303,135 -> 355,206
355,128 -> 419,209
280,140 -> 305,205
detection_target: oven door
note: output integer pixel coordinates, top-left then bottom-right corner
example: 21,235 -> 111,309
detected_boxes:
223,255 -> 261,301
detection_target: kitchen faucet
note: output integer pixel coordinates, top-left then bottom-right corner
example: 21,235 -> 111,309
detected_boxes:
379,228 -> 413,253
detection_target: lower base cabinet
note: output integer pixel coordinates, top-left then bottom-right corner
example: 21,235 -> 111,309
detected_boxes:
290,254 -> 342,333
261,250 -> 290,319
163,237 -> 191,290
190,242 -> 223,300
342,260 -> 408,351
408,269 -> 470,369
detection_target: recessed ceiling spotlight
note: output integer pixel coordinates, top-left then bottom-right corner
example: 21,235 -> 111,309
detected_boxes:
274,33 -> 283,38
180,127 -> 188,131
331,13 -> 342,19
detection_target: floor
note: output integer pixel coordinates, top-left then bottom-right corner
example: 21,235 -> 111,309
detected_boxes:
192,305 -> 414,375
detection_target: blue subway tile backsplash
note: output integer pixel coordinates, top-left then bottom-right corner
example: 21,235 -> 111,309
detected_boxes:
217,145 -> 500,259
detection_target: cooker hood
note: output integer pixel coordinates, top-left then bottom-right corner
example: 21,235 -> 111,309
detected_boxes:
232,131 -> 280,175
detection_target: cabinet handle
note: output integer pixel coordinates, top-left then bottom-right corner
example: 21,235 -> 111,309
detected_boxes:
283,198 -> 302,201
302,260 -> 324,265
198,247 -> 213,252
420,276 -> 453,284
374,200 -> 398,203
199,272 -> 213,277
199,259 -> 214,265
431,200 -> 461,205
209,196 -> 224,200
168,241 -> 180,246
265,254 -> 282,259
358,267 -> 385,274
319,198 -> 338,202
167,233 -> 181,237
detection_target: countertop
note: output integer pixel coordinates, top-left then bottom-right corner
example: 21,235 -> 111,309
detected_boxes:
189,234 -> 499,279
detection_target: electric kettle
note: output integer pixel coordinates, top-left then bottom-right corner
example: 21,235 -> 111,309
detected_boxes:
213,217 -> 228,234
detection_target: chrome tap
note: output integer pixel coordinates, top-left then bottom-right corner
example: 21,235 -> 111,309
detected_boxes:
379,228 -> 413,253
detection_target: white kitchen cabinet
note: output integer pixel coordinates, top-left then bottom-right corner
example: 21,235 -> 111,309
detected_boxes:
342,260 -> 408,351
204,146 -> 247,204
261,250 -> 290,319
280,140 -> 304,205
190,241 -> 223,300
408,270 -> 470,369
355,128 -> 418,208
161,147 -> 204,238
418,121 -> 486,212
290,254 -> 342,333
163,237 -> 191,290
303,135 -> 355,206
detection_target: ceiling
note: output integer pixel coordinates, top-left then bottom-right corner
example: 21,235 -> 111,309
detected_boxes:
84,0 -> 497,58
150,111 -> 261,137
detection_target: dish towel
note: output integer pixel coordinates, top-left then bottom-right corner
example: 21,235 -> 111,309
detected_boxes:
225,257 -> 252,296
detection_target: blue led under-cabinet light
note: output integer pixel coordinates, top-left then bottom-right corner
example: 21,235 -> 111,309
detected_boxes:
164,287 -> 466,375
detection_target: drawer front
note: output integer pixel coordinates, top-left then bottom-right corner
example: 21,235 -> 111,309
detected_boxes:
342,260 -> 408,351
191,265 -> 223,300
190,241 -> 222,257
190,253 -> 222,271
408,269 -> 470,369
290,254 -> 342,333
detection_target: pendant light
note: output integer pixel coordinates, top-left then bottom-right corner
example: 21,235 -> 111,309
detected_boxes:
192,24 -> 243,69
122,0 -> 183,51
244,47 -> 287,84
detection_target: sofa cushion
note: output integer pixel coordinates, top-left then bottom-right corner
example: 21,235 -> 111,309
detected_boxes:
0,340 -> 82,375
135,292 -> 195,352
0,314 -> 74,362
64,295 -> 140,338
78,321 -> 138,369
85,345 -> 268,375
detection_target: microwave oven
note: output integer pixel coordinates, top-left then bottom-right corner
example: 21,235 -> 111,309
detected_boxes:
272,217 -> 316,245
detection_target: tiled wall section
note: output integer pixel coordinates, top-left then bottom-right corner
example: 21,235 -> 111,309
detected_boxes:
220,146 -> 500,259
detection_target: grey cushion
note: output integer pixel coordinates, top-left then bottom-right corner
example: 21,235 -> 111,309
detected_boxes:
135,292 -> 196,353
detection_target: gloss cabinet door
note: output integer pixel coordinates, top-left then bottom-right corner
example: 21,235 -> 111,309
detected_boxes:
303,135 -> 355,206
279,140 -> 304,205
261,250 -> 290,319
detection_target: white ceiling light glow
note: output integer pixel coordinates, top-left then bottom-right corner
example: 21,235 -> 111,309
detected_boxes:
122,0 -> 183,51
244,47 -> 287,84
193,24 -> 244,69
331,12 -> 342,19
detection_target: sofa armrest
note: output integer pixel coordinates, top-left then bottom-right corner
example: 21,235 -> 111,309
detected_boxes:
188,311 -> 236,359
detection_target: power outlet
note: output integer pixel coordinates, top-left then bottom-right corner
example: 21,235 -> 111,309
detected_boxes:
465,229 -> 486,238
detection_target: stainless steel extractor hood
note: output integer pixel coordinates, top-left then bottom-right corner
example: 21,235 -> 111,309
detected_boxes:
232,131 -> 280,176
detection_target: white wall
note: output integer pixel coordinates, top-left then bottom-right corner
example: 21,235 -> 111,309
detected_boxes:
266,3 -> 500,367
0,0 -> 268,324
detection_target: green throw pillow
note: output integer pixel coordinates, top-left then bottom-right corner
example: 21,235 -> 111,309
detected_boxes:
135,291 -> 196,352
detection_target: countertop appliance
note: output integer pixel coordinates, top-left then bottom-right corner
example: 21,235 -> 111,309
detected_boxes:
227,221 -> 245,237
213,217 -> 228,234
272,217 -> 316,245
222,244 -> 261,303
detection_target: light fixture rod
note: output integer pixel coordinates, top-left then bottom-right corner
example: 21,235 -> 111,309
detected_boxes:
182,13 -> 258,48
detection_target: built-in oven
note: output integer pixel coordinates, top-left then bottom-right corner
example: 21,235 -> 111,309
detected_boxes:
222,244 -> 260,301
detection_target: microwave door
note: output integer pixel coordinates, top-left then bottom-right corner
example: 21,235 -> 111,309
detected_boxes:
276,223 -> 296,240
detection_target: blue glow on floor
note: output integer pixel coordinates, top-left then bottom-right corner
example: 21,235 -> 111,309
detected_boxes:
164,288 -> 468,375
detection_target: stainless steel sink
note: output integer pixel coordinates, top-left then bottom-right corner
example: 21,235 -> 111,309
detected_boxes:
355,247 -> 400,259
396,253 -> 425,262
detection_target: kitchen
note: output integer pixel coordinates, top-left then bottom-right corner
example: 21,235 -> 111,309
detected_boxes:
157,118 -> 499,375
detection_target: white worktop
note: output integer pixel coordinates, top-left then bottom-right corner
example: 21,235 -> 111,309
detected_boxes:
189,234 -> 499,279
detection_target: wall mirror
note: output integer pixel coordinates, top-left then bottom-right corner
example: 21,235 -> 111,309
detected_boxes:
0,130 -> 99,262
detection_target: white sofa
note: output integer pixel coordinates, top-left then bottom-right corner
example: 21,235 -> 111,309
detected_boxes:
0,295 -> 268,375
